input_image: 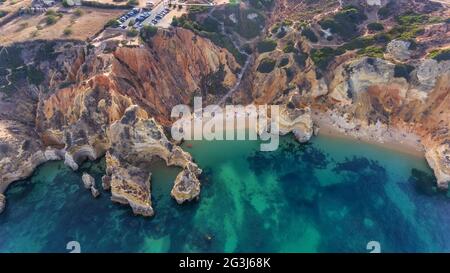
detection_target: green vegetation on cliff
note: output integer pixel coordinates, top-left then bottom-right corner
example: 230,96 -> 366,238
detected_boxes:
257,58 -> 276,73
257,39 -> 277,53
172,6 -> 258,65
378,0 -> 396,20
367,22 -> 384,32
357,46 -> 384,58
283,41 -> 296,53
0,10 -> 8,18
301,27 -> 318,43
394,64 -> 414,80
310,47 -> 335,70
278,57 -> 289,68
318,6 -> 367,41
429,49 -> 450,62
211,6 -> 265,39
248,0 -> 274,10
396,11 -> 430,26
200,64 -> 228,96
105,19 -> 120,28
140,25 -> 158,42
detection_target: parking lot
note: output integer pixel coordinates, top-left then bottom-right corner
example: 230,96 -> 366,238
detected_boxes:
116,2 -> 176,31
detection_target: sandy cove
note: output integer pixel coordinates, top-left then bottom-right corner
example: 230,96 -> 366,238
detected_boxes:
311,110 -> 425,158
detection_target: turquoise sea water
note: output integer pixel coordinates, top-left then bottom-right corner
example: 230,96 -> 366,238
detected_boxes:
1,135 -> 450,253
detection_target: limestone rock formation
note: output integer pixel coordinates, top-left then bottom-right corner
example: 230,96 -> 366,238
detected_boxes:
386,40 -> 412,62
0,193 -> 5,214
0,29 -> 234,215
425,144 -> 450,189
103,105 -> 202,216
91,185 -> 100,198
279,105 -> 314,143
323,57 -> 450,187
171,164 -> 202,204
101,175 -> 111,191
82,173 -> 95,189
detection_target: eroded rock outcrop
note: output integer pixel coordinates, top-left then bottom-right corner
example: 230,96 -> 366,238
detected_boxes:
425,144 -> 450,189
321,57 -> 450,188
82,173 -> 95,189
278,105 -> 314,143
386,40 -> 412,62
0,193 -> 5,214
103,105 -> 201,216
0,29 -> 233,214
91,185 -> 100,198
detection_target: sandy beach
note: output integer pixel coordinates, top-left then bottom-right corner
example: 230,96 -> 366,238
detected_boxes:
311,110 -> 425,158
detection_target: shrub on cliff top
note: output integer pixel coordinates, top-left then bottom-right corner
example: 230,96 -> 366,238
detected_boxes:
394,64 -> 415,80
396,11 -> 429,26
74,8 -> 83,17
257,58 -> 276,73
282,41 -> 295,53
105,19 -> 120,28
0,10 -> 8,18
248,0 -> 273,10
257,39 -> 277,53
429,48 -> 450,62
357,46 -> 384,58
278,57 -> 289,68
378,1 -> 396,20
311,47 -> 336,70
26,67 -> 45,86
367,22 -> 384,32
126,28 -> 139,37
140,25 -> 158,42
46,15 -> 58,25
301,27 -> 318,43
319,6 -> 367,41
63,27 -> 73,36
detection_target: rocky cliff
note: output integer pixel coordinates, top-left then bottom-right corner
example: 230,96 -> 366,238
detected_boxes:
0,28 -> 240,215
233,39 -> 450,189
0,0 -> 449,216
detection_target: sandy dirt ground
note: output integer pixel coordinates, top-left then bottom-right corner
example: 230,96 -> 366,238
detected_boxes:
0,0 -> 32,13
0,7 -> 125,45
311,110 -> 425,157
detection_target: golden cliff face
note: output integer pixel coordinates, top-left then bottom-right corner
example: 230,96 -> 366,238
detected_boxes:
111,29 -> 240,125
0,28 -> 240,215
237,48 -> 450,188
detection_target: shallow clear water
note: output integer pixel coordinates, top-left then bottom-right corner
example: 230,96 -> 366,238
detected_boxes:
1,135 -> 450,253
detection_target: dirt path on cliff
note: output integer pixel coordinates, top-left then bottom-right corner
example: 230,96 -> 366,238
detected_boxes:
206,6 -> 254,106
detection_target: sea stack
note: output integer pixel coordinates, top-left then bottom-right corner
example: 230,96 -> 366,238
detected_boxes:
82,173 -> 95,189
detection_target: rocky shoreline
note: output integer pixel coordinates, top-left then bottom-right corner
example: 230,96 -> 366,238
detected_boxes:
1,9 -> 450,216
